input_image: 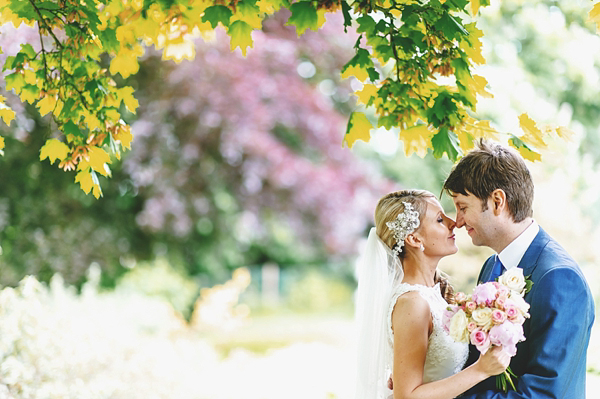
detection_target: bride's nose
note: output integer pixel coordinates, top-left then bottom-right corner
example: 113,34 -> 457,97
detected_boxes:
447,218 -> 456,231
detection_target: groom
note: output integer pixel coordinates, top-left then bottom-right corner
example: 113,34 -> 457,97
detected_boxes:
443,140 -> 595,398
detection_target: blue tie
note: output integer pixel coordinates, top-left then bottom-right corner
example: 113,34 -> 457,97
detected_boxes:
489,255 -> 504,282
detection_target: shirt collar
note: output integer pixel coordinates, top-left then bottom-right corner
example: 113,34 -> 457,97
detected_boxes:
498,220 -> 539,270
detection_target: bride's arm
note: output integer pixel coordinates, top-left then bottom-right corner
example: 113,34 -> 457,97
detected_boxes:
391,293 -> 509,399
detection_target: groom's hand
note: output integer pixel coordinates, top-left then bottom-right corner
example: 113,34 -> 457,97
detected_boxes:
387,376 -> 393,390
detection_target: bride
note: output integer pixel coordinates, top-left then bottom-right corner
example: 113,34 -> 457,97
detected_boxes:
355,190 -> 510,399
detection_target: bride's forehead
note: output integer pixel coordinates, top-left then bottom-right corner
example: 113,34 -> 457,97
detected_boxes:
423,198 -> 443,214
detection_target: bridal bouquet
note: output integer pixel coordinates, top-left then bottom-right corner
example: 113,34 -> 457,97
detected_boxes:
442,268 -> 532,391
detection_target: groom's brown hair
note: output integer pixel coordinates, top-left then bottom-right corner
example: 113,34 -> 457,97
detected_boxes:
443,139 -> 534,223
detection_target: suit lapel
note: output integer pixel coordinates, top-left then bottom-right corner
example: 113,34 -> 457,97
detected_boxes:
479,256 -> 496,284
479,227 -> 549,284
516,227 -> 550,277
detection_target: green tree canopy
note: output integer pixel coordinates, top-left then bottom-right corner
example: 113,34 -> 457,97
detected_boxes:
1,0 -> 599,197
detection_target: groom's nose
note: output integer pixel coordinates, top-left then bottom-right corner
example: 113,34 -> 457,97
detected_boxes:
455,213 -> 465,228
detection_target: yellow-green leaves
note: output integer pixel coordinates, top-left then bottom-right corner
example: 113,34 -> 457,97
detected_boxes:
286,2 -> 319,35
399,125 -> 432,157
229,20 -> 254,56
116,87 -> 139,114
202,5 -> 233,29
509,136 -> 541,162
343,112 -> 373,148
83,146 -> 111,177
355,84 -> 379,106
40,139 -> 70,165
589,2 -> 600,32
110,43 -> 145,78
518,113 -> 547,150
341,49 -> 378,83
75,169 -> 103,199
0,96 -> 15,126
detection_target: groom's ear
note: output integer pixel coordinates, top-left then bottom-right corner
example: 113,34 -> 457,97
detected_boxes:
490,189 -> 507,215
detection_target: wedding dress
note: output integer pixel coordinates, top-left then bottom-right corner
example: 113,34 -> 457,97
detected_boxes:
388,282 -> 469,383
355,228 -> 469,399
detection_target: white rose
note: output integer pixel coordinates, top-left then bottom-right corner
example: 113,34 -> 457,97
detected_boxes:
472,308 -> 493,330
499,267 -> 526,294
449,309 -> 470,343
508,291 -> 531,315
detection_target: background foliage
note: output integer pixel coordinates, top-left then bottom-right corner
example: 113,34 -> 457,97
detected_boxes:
3,0 -> 596,199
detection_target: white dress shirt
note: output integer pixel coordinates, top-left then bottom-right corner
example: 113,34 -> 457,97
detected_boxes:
497,220 -> 539,270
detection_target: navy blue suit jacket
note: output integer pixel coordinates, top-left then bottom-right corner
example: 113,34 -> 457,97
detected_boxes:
462,227 -> 595,398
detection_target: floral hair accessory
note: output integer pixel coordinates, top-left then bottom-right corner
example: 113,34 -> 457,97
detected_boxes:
386,201 -> 420,256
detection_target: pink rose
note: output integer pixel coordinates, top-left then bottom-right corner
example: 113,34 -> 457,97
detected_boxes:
504,304 -> 519,320
467,321 -> 477,332
496,285 -> 510,298
465,301 -> 477,312
495,296 -> 507,309
473,282 -> 498,306
492,309 -> 507,324
470,329 -> 491,354
455,292 -> 467,304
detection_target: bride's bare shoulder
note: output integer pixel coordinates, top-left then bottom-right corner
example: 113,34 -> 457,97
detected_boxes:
392,291 -> 431,322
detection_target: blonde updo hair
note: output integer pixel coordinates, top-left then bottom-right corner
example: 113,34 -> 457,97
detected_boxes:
374,190 -> 455,303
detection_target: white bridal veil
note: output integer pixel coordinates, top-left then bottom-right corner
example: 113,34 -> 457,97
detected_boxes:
355,227 -> 404,399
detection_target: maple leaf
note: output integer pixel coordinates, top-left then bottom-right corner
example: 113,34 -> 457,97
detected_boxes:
457,117 -> 500,152
115,125 -> 133,150
83,111 -> 102,131
104,109 -> 121,123
343,111 -> 373,148
87,146 -> 111,177
470,0 -> 481,15
228,20 -> 253,56
20,87 -> 39,104
400,125 -> 433,157
117,87 -> 139,114
518,113 -> 547,149
230,2 -> 263,30
37,95 -> 59,117
0,136 -> 4,151
0,103 -> 16,126
163,37 -> 196,63
39,139 -> 70,164
5,73 -> 25,96
286,2 -> 318,36
341,49 -> 374,82
555,126 -> 575,140
202,5 -> 233,29
75,169 -> 103,198
460,23 -> 485,65
355,84 -> 378,106
589,2 -> 600,33
509,136 -> 541,162
75,169 -> 94,194
110,44 -> 144,78
431,128 -> 461,161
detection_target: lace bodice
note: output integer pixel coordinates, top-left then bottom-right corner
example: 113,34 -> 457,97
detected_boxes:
388,283 -> 468,383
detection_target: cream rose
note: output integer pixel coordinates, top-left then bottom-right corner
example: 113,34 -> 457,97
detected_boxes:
449,309 -> 470,343
472,308 -> 493,329
498,267 -> 526,294
508,291 -> 531,314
